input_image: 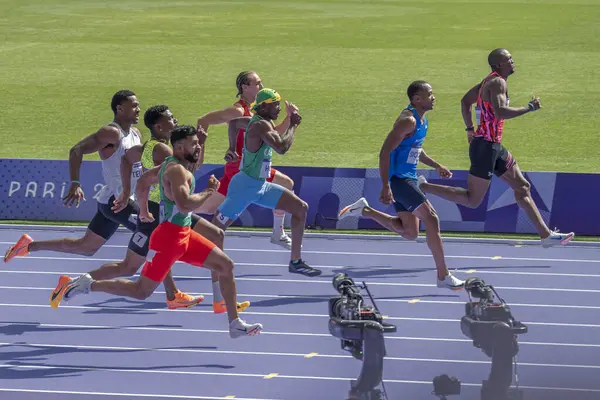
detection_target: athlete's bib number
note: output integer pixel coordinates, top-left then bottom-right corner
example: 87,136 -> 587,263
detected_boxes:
260,159 -> 272,179
132,162 -> 143,179
159,202 -> 166,223
406,148 -> 422,165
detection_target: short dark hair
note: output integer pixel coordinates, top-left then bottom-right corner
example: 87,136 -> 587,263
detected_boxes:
111,90 -> 136,114
170,125 -> 196,146
407,81 -> 430,101
236,71 -> 255,97
144,105 -> 169,133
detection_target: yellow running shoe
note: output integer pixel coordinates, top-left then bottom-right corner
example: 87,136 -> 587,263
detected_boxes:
50,275 -> 73,309
213,300 -> 251,314
4,234 -> 33,263
167,292 -> 204,310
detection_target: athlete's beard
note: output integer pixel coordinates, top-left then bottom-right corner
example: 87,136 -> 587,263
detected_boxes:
184,148 -> 200,164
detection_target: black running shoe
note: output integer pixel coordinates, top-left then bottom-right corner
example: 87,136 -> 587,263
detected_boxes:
289,259 -> 322,277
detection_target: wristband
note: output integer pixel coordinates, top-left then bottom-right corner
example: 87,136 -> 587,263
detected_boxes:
465,127 -> 474,132
528,102 -> 536,112
71,180 -> 81,185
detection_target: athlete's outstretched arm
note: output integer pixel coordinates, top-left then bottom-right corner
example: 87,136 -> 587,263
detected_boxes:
136,165 -> 162,222
164,165 -> 217,214
252,113 -> 301,155
196,105 -> 245,132
489,79 -> 539,119
461,83 -> 480,130
225,117 -> 251,162
274,101 -> 297,135
63,125 -> 121,207
419,150 -> 452,178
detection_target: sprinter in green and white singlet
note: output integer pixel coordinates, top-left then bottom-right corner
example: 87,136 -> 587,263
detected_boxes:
158,156 -> 194,227
214,88 -> 322,277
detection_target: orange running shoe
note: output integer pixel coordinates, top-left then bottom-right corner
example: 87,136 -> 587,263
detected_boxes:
213,300 -> 251,314
4,234 -> 33,263
50,275 -> 73,309
167,292 -> 205,310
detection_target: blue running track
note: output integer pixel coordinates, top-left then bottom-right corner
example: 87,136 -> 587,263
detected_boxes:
0,226 -> 599,400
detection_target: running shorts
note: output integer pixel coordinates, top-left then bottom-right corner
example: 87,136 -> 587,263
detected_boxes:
141,221 -> 217,283
469,137 -> 516,180
389,176 -> 427,213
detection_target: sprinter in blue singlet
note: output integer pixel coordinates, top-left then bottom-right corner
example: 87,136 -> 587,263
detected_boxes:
339,81 -> 464,290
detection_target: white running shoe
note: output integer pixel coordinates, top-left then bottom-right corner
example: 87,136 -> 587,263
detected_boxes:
270,232 -> 293,249
437,273 -> 464,291
541,229 -> 575,248
229,318 -> 263,339
339,197 -> 369,219
63,273 -> 93,302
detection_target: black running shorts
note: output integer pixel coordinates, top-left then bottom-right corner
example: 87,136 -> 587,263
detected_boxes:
469,137 -> 515,180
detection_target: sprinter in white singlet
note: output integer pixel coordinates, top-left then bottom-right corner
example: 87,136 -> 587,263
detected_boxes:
4,91 -> 150,281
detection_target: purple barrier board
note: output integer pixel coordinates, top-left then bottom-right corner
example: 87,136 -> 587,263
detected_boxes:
0,159 -> 597,235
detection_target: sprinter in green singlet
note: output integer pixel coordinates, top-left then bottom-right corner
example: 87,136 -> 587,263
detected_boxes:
212,89 -> 321,277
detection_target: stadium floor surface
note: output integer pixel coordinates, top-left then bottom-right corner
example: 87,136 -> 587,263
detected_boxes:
0,225 -> 599,400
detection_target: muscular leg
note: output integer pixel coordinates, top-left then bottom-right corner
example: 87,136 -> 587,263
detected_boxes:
272,189 -> 308,261
270,170 -> 294,243
178,230 -> 262,337
28,229 -> 107,256
91,274 -> 161,300
411,201 -> 450,281
420,174 -> 490,209
361,206 -> 419,241
499,163 -> 551,238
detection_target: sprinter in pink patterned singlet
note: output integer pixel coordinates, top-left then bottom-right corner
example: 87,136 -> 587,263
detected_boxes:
417,48 -> 575,248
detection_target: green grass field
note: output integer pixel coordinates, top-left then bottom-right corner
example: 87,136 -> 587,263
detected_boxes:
1,0 -> 599,173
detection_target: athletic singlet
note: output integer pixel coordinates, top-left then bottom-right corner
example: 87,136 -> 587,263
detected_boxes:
141,138 -> 168,204
224,99 -> 253,175
96,122 -> 143,205
388,105 -> 428,181
474,71 -> 510,143
158,156 -> 195,227
240,114 -> 273,181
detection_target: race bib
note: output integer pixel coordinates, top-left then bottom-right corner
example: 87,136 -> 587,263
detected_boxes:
132,161 -> 143,179
259,159 -> 272,179
406,148 -> 422,165
159,202 -> 166,223
475,106 -> 481,126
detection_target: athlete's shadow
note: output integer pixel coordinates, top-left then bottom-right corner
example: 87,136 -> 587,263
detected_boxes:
250,295 -> 329,308
1,359 -> 234,380
376,293 -> 461,300
0,322 -> 108,336
80,297 -> 165,315
329,266 -> 430,279
0,343 -> 218,364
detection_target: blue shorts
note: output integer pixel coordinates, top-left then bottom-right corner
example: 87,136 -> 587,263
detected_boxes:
390,175 -> 426,213
217,171 -> 286,221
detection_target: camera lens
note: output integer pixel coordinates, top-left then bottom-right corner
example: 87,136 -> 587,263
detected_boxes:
332,273 -> 353,292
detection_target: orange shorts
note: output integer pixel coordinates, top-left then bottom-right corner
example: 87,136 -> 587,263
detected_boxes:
141,221 -> 216,283
218,167 -> 277,196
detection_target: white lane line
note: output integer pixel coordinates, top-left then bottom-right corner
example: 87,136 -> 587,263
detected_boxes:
2,285 -> 600,310
2,269 -> 600,294
2,364 -> 600,394
2,244 -> 599,263
2,320 -> 600,349
0,388 -> 277,400
2,342 -> 600,370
